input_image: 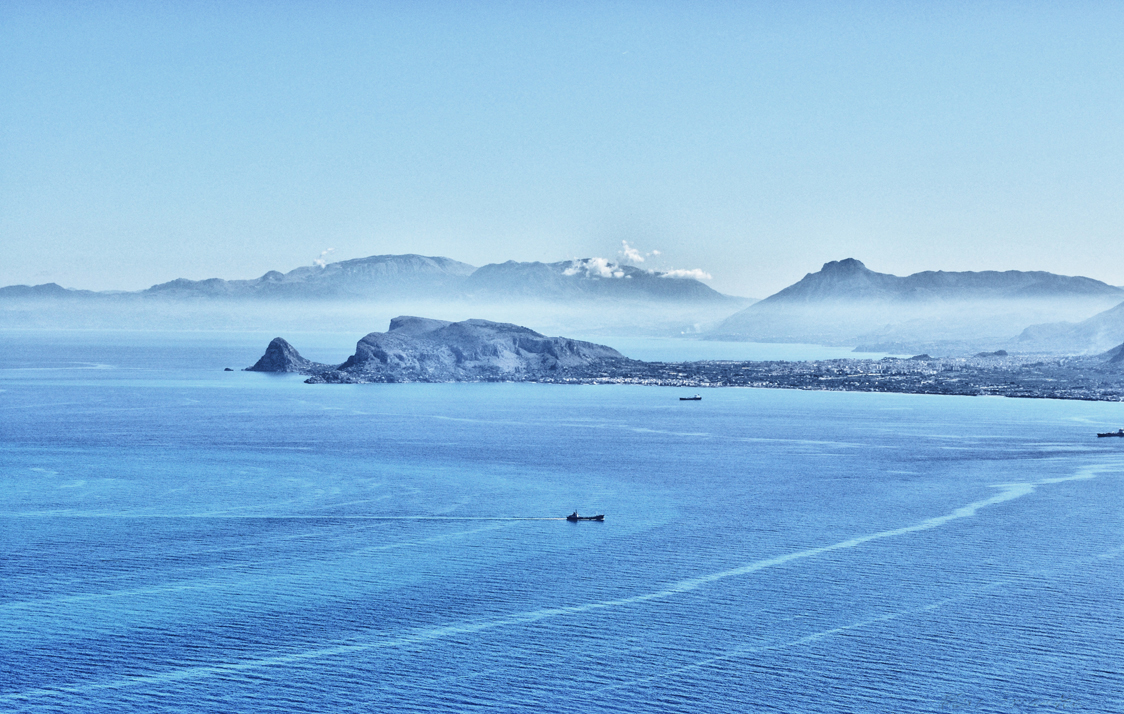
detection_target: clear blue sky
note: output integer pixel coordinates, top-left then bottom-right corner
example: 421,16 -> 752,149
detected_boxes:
3,1 -> 1122,297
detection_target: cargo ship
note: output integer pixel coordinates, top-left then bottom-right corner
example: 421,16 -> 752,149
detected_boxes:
566,511 -> 604,521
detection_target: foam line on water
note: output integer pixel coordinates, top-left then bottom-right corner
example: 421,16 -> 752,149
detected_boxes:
592,580 -> 1013,693
0,469 -> 1105,702
595,541 -> 1124,694
1,514 -> 569,520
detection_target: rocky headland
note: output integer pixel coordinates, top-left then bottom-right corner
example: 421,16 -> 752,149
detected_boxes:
248,316 -> 628,383
247,317 -> 1124,402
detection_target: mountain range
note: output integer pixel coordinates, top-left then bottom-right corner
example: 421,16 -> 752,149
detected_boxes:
2,254 -> 739,305
8,254 -> 1124,354
145,254 -> 476,299
1,253 -> 749,337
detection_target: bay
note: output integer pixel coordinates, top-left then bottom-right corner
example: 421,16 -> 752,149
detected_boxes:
0,331 -> 1121,713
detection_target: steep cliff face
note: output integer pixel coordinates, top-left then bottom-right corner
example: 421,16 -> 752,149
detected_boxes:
245,338 -> 330,373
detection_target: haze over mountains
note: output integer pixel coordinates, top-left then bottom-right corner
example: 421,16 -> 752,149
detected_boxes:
1,254 -> 746,337
3,254 -> 738,304
7,253 -> 1124,355
1015,300 -> 1124,355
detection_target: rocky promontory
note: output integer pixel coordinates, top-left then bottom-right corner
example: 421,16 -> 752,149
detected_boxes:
245,337 -> 332,373
246,317 -> 1124,402
247,317 -> 629,383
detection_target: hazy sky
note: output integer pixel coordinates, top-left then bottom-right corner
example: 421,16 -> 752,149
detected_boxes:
3,1 -> 1122,297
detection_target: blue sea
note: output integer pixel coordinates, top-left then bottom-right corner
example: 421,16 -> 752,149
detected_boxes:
1,331 -> 1121,713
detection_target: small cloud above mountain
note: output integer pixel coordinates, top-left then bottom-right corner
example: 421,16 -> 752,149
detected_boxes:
661,268 -> 713,280
619,240 -> 667,266
619,241 -> 646,264
612,241 -> 710,280
564,257 -> 626,279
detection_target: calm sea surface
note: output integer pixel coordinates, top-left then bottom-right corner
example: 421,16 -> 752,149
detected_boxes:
1,331 -> 1121,713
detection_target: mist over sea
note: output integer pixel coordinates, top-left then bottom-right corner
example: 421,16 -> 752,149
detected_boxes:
1,331 -> 1121,712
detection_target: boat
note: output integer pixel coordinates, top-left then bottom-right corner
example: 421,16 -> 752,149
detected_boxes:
679,394 -> 702,401
566,511 -> 604,522
1097,428 -> 1124,437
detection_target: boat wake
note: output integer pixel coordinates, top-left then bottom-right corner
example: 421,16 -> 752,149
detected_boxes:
1,468 -> 1108,703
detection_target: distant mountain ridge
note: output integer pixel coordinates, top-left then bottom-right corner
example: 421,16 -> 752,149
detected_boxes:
0,283 -> 98,299
2,253 -> 739,305
145,254 -> 477,299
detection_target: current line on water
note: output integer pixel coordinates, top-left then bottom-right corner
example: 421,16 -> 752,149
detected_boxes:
3,514 -> 574,520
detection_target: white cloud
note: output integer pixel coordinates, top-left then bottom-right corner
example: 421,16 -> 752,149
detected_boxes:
313,248 -> 335,268
618,241 -> 666,266
619,240 -> 645,264
564,257 -> 625,278
660,268 -> 712,280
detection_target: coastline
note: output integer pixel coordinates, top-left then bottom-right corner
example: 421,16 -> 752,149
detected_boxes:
299,353 -> 1124,402
540,354 -> 1124,401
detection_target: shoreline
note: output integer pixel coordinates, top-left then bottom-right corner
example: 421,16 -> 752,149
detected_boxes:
301,353 -> 1124,403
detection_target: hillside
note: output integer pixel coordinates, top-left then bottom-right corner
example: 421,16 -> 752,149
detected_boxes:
1015,300 -> 1124,354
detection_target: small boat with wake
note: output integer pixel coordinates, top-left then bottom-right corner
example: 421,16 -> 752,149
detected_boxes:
566,511 -> 604,522
1097,428 -> 1124,438
680,394 -> 702,401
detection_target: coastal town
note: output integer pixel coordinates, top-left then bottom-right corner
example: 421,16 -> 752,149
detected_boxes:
543,352 -> 1124,402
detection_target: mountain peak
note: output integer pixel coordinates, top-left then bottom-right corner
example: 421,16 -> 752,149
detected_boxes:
387,316 -> 453,336
820,258 -> 870,274
756,258 -> 895,305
